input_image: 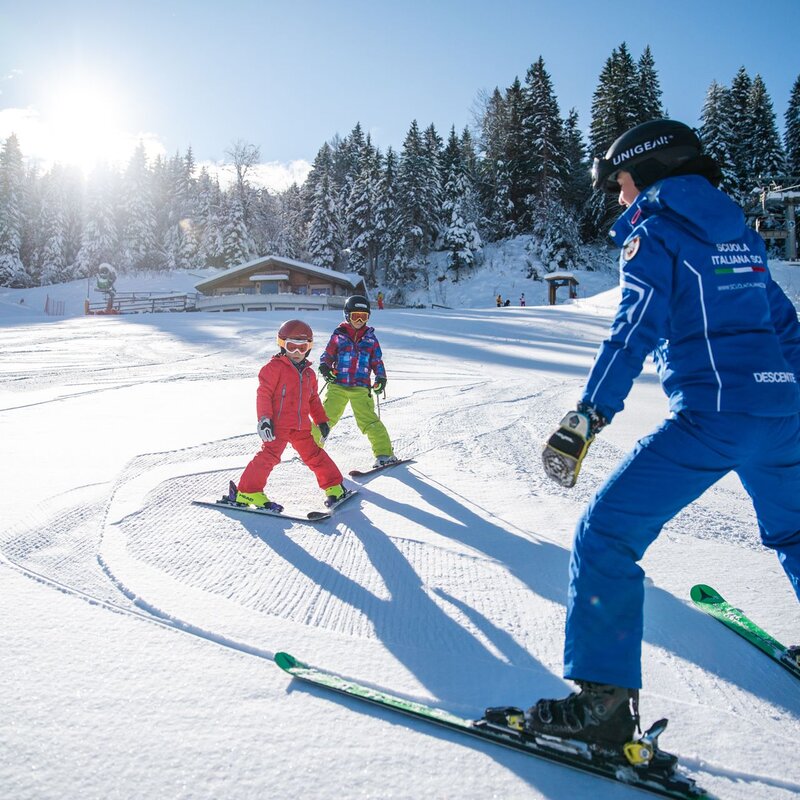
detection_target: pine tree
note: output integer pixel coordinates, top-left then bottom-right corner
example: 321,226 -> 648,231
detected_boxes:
273,183 -> 305,259
503,78 -> 528,233
395,120 -> 440,279
522,56 -> 566,210
0,134 -> 32,287
785,74 -> 800,179
38,168 -> 73,285
477,87 -> 513,240
589,43 -> 640,159
748,74 -> 786,182
76,165 -> 119,277
346,139 -> 381,284
726,66 -> 754,202
700,80 -> 737,193
588,43 -> 641,236
306,167 -> 340,269
636,46 -> 663,122
374,147 -> 404,285
119,142 -> 160,271
221,189 -> 251,268
194,167 -> 225,268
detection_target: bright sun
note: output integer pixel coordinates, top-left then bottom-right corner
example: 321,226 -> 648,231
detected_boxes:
43,77 -> 132,173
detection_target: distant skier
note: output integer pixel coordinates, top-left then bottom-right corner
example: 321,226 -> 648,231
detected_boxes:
520,293 -> 526,307
496,294 -> 502,307
531,119 -> 800,745
231,319 -> 347,510
313,295 -> 398,468
377,291 -> 385,310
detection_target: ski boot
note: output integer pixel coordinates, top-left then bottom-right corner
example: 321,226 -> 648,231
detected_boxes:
524,680 -> 639,748
372,454 -> 399,469
787,645 -> 800,668
228,481 -> 284,512
324,484 -> 347,508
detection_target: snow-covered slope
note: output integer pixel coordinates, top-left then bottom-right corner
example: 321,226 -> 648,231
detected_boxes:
1,263 -> 799,800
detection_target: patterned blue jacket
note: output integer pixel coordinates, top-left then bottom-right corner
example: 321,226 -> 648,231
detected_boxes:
583,175 -> 800,423
320,323 -> 387,388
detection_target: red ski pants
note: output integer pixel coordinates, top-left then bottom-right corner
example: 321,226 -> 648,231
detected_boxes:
238,429 -> 343,493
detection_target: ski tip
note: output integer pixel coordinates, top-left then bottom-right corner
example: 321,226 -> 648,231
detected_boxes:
307,511 -> 332,520
275,652 -> 303,672
690,584 -> 724,604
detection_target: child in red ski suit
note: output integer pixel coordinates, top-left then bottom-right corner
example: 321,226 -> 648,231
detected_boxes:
234,320 -> 346,511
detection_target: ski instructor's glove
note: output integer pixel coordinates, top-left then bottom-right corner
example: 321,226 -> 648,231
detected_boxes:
542,403 -> 606,488
317,421 -> 330,442
318,364 -> 336,385
257,416 -> 275,442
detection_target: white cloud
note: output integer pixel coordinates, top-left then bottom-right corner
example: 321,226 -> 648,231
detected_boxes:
199,158 -> 311,192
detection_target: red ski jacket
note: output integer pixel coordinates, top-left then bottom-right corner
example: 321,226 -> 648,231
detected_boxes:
255,354 -> 328,432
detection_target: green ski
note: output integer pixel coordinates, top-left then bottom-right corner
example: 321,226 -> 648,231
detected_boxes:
690,584 -> 800,680
275,651 -> 715,799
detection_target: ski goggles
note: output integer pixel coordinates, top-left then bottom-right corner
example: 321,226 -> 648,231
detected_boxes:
348,311 -> 370,324
283,338 -> 312,354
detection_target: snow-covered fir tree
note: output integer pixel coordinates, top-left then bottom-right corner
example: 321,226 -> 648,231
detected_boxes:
346,138 -> 381,285
76,166 -> 119,277
119,143 -> 160,271
725,66 -> 755,203
522,56 -> 566,207
587,43 -> 644,237
306,160 -> 340,269
374,147 -> 404,288
0,134 -> 31,287
194,167 -> 225,268
477,87 -> 513,241
441,127 -> 482,281
700,81 -> 737,194
636,46 -> 664,122
38,168 -> 73,285
785,74 -> 800,179
502,78 -> 529,234
221,189 -> 251,268
748,74 -> 786,182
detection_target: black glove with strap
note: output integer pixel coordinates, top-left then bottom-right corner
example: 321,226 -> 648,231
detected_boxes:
317,421 -> 330,442
319,363 -> 336,385
542,402 -> 607,488
373,376 -> 387,394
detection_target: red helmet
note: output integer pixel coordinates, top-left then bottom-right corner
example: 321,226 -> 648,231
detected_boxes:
277,319 -> 313,354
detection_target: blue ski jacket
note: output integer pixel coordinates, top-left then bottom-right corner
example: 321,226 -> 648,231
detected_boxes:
583,175 -> 800,422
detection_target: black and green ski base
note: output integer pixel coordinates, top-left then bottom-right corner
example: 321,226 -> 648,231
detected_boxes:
690,584 -> 800,680
275,652 -> 715,799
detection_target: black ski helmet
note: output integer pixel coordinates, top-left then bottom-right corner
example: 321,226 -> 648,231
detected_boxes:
592,119 -> 704,194
344,294 -> 371,319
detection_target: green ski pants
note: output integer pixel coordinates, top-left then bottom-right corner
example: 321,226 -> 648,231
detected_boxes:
312,383 -> 393,457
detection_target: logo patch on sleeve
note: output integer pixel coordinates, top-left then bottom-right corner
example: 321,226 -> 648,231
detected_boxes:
623,236 -> 641,261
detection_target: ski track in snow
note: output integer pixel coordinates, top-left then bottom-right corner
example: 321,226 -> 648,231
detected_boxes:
2,306 -> 800,800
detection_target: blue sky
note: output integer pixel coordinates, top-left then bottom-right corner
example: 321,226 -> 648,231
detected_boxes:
1,0 -> 798,187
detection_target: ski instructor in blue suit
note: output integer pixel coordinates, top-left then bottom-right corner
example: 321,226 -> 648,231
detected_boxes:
528,119 -> 800,748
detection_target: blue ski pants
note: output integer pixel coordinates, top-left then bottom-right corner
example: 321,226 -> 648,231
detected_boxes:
564,411 -> 800,689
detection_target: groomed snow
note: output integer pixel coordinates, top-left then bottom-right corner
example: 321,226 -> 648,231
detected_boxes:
1,253 -> 799,800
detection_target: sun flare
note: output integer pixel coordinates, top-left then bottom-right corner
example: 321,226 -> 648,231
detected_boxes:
43,77 -> 132,173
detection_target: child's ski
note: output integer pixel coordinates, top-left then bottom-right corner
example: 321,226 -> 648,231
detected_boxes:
348,458 -> 414,479
275,652 -> 715,800
690,584 -> 800,680
193,487 -> 358,523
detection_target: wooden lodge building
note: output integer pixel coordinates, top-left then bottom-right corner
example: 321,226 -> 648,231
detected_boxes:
194,255 -> 368,312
